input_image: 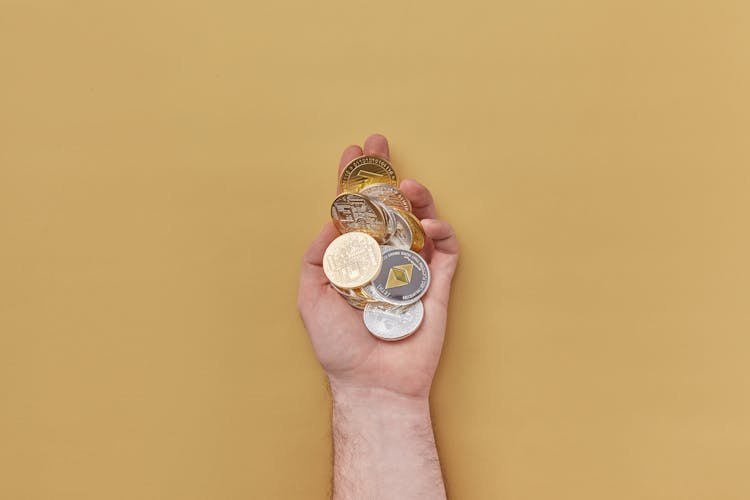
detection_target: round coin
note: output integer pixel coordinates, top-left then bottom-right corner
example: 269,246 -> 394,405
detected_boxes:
371,248 -> 430,305
360,183 -> 412,212
331,193 -> 389,242
364,300 -> 425,341
323,232 -> 383,289
339,156 -> 398,193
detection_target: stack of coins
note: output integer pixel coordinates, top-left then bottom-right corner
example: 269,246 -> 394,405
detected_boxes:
322,155 -> 430,341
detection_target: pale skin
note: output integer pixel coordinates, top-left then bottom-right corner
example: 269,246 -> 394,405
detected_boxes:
298,134 -> 459,499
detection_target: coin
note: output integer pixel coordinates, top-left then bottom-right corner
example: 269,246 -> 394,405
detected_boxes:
363,300 -> 425,341
360,183 -> 412,212
380,202 -> 398,242
398,210 -> 425,253
323,232 -> 383,289
331,193 -> 389,242
330,283 -> 351,296
388,210 -> 413,250
363,283 -> 386,302
371,248 -> 430,306
339,156 -> 398,193
345,294 -> 369,310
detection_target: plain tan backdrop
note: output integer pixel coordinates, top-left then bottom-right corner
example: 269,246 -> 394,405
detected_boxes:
1,1 -> 749,498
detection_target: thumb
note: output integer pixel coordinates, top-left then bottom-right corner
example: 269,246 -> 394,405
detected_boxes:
299,222 -> 339,298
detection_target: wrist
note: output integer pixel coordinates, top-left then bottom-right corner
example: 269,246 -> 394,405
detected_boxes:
329,383 -> 433,429
332,382 -> 429,406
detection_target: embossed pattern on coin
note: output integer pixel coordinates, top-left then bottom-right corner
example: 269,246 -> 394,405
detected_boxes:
339,156 -> 398,193
331,193 -> 388,242
372,248 -> 430,305
360,183 -> 412,212
364,300 -> 425,341
323,232 -> 382,289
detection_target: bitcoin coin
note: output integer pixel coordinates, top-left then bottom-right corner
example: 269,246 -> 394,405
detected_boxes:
339,156 -> 398,193
331,193 -> 389,242
364,300 -> 424,341
360,183 -> 412,212
323,232 -> 382,289
371,248 -> 430,306
398,210 -> 425,252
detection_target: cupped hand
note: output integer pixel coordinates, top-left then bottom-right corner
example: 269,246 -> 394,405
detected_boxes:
298,134 -> 459,399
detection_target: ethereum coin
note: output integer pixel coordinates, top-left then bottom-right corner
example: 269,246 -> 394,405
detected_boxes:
331,193 -> 389,242
399,210 -> 425,253
371,248 -> 430,306
364,300 -> 424,341
323,232 -> 382,289
360,183 -> 412,212
339,156 -> 398,193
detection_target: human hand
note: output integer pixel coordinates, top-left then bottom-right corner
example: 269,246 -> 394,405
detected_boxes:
298,134 -> 459,400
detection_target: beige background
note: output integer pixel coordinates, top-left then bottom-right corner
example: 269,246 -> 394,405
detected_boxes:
2,0 -> 749,498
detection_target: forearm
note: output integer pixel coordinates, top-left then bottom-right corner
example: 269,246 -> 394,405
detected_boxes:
330,385 -> 446,500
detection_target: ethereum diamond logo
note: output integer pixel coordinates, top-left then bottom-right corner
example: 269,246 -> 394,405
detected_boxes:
385,264 -> 414,289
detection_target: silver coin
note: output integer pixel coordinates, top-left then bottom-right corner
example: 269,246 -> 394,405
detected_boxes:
371,248 -> 430,306
330,193 -> 389,242
387,210 -> 413,250
360,183 -> 412,212
363,300 -> 425,341
373,199 -> 398,241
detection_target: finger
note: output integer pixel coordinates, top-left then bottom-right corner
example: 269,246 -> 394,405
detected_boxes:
300,222 -> 340,289
421,219 -> 459,310
363,133 -> 390,160
399,178 -> 438,220
337,145 -> 364,189
419,234 -> 435,264
421,219 -> 459,256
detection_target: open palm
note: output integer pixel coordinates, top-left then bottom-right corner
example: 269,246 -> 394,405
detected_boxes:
298,134 -> 459,398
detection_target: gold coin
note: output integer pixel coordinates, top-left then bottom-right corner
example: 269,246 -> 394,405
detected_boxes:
360,183 -> 412,212
331,193 -> 389,242
351,286 -> 375,300
339,155 -> 398,193
323,232 -> 383,289
399,210 -> 425,252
